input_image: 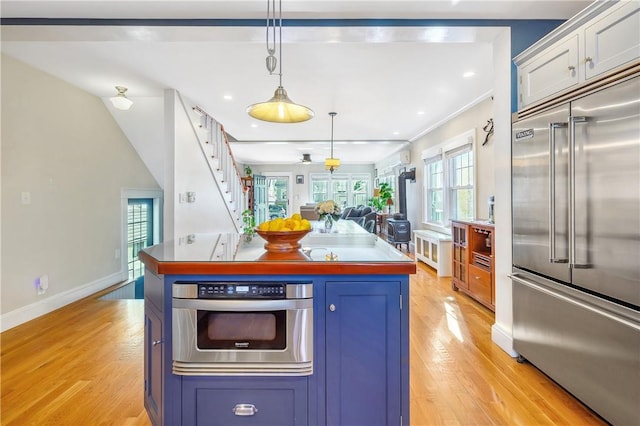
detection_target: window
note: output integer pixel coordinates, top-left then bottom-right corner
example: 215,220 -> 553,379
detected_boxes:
448,148 -> 474,221
127,199 -> 153,281
422,129 -> 475,227
310,173 -> 372,207
425,157 -> 444,223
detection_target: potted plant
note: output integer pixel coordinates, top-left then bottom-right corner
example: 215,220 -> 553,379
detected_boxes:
244,165 -> 252,177
241,209 -> 255,241
368,182 -> 393,212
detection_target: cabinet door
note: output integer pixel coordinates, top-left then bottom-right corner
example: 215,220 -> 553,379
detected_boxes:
181,377 -> 308,426
584,1 -> 640,80
144,305 -> 163,426
518,34 -> 579,108
325,281 -> 401,426
452,223 -> 469,289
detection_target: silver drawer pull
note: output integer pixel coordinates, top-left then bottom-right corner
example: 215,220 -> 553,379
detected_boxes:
152,340 -> 163,346
329,304 -> 336,312
233,403 -> 258,416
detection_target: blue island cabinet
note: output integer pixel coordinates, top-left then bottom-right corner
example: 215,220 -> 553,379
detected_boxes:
143,270 -> 410,426
322,280 -> 406,426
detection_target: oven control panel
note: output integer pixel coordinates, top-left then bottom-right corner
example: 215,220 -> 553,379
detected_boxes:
197,283 -> 286,299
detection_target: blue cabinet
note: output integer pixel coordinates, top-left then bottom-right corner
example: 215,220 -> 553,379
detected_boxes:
325,281 -> 403,426
144,304 -> 163,426
181,377 -> 308,426
143,272 -> 410,426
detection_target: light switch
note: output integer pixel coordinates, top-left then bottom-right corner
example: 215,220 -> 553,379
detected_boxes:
21,192 -> 31,205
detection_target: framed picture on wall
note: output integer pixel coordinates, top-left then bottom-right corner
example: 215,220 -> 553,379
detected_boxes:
296,175 -> 304,184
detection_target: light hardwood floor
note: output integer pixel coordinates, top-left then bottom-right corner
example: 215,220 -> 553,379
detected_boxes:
1,263 -> 607,425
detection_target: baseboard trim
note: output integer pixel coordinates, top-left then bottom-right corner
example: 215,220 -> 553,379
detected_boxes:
0,271 -> 127,332
491,323 -> 519,358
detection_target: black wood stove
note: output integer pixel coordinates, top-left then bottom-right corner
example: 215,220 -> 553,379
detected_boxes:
387,218 -> 411,251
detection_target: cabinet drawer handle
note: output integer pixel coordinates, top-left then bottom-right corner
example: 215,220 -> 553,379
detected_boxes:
233,404 -> 258,416
567,65 -> 575,71
584,56 -> 593,63
329,304 -> 336,312
152,340 -> 163,346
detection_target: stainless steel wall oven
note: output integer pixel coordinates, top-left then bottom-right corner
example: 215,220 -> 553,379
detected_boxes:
172,281 -> 312,376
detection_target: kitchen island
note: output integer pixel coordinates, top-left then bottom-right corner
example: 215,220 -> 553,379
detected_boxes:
139,221 -> 415,426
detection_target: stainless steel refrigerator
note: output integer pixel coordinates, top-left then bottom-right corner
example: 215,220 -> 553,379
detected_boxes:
512,74 -> 640,426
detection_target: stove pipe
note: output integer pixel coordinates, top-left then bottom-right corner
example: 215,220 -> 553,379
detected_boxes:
397,168 -> 416,220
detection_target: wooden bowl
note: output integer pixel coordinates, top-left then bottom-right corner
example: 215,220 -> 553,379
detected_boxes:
255,229 -> 311,253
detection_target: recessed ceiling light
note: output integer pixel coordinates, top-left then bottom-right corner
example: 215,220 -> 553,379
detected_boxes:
250,123 -> 258,128
393,131 -> 400,136
463,71 -> 475,78
223,94 -> 233,100
353,141 -> 367,145
417,111 -> 425,115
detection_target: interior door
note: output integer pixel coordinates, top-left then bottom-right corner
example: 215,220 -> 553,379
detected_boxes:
253,175 -> 267,225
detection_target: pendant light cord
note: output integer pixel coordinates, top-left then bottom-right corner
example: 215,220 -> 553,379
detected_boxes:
265,0 -> 283,86
330,112 -> 337,158
278,0 -> 282,87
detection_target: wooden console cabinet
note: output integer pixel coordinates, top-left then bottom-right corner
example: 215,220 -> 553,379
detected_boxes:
451,220 -> 495,311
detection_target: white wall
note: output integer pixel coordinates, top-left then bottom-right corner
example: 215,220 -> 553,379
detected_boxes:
491,28 -> 517,357
1,54 -> 160,329
402,96 -> 495,234
164,90 -> 237,240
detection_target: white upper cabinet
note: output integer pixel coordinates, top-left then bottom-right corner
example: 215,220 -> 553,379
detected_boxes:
518,34 -> 580,108
515,0 -> 640,110
584,1 -> 640,80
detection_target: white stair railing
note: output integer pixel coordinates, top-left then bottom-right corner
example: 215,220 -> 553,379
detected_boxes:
177,95 -> 245,233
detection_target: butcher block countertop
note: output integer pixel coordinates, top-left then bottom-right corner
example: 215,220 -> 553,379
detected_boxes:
139,220 -> 416,276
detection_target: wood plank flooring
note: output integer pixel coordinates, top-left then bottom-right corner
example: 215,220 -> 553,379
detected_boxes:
1,263 -> 607,425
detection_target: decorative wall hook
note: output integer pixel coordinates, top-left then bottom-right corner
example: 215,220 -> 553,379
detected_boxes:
482,118 -> 494,146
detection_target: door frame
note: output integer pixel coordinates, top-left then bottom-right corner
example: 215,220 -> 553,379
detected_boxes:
262,172 -> 293,217
121,188 -> 164,281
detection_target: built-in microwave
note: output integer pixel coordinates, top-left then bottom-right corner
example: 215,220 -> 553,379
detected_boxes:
172,281 -> 313,376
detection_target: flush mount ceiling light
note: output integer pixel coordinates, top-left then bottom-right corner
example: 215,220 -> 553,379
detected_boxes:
324,112 -> 340,174
246,0 -> 314,123
110,86 -> 133,110
301,153 -> 312,164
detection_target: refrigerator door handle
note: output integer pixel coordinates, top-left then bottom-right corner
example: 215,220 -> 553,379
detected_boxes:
511,273 -> 640,331
569,115 -> 592,269
549,122 -> 568,263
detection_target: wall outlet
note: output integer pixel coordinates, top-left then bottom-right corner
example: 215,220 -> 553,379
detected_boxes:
35,274 -> 48,295
178,193 -> 186,203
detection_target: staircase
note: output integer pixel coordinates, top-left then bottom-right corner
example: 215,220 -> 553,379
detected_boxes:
178,96 -> 246,233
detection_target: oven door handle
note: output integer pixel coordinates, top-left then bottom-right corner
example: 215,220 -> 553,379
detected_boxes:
172,298 -> 312,311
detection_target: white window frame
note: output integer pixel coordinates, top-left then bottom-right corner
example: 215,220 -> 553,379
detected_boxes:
422,129 -> 476,229
309,173 -> 372,207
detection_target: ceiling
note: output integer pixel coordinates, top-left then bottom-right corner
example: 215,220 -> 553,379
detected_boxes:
0,1 -> 592,165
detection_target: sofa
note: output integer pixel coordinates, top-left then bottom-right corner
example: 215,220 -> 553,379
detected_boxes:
299,204 -> 320,220
343,206 -> 377,230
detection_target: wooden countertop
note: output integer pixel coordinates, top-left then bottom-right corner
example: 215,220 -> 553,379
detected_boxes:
139,223 -> 416,276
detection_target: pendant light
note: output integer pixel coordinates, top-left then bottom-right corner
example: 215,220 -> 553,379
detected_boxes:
301,153 -> 312,164
247,0 -> 314,123
110,86 -> 133,110
325,112 -> 340,174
